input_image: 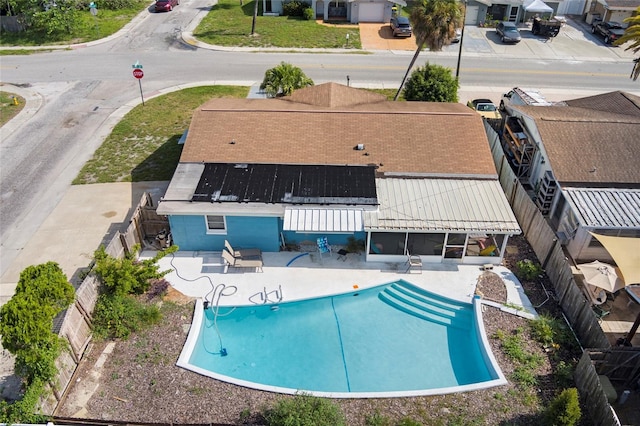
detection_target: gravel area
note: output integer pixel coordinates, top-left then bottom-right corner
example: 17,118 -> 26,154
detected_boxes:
56,236 -> 587,425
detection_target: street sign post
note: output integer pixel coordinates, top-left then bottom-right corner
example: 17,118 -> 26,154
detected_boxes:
132,62 -> 145,106
89,2 -> 100,38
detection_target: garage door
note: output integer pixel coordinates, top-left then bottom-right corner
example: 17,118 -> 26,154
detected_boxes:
358,2 -> 385,22
465,5 -> 479,25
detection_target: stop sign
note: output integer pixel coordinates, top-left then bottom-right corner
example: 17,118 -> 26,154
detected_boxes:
133,69 -> 144,79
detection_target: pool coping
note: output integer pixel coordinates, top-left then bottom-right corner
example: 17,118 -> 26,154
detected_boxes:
177,294 -> 509,398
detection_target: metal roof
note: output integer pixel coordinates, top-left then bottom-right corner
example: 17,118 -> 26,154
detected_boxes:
364,178 -> 521,233
283,208 -> 364,232
564,188 -> 640,229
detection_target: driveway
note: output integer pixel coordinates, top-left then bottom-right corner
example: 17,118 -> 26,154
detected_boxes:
359,22 -> 416,51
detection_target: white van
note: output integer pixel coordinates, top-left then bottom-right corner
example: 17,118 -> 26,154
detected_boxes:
499,87 -> 555,111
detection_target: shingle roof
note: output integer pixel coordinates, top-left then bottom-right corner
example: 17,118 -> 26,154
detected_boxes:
565,91 -> 640,117
514,92 -> 640,186
180,83 -> 498,177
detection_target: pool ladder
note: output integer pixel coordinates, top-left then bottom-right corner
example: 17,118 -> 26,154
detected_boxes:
249,285 -> 283,305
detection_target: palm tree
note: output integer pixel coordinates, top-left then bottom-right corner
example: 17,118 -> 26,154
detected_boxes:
260,62 -> 314,98
394,0 -> 463,101
615,7 -> 640,81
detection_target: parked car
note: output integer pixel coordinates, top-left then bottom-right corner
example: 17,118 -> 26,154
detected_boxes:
496,22 -> 521,43
466,99 -> 502,119
591,21 -> 625,45
155,0 -> 179,12
390,16 -> 412,37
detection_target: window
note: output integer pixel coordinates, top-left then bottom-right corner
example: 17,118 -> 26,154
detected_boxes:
205,215 -> 226,233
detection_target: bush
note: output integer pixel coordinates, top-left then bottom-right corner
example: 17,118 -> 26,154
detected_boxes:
302,7 -> 315,21
0,262 -> 74,384
544,388 -> 581,426
264,393 -> 345,426
282,1 -> 310,16
92,294 -> 161,340
93,244 -> 177,297
516,259 -> 543,280
403,62 -> 459,102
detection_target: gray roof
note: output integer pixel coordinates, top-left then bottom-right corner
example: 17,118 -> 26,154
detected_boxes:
364,178 -> 521,233
563,188 -> 640,229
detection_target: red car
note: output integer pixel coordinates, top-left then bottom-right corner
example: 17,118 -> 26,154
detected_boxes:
155,0 -> 179,12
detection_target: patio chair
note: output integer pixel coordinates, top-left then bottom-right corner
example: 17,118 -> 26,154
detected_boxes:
222,249 -> 263,273
316,237 -> 332,263
224,239 -> 262,259
592,304 -> 610,321
406,252 -> 422,274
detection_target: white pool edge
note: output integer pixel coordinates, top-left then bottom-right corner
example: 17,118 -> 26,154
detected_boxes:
177,296 -> 508,398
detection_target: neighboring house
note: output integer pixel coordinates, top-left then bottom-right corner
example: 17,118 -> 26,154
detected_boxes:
499,91 -> 640,263
470,0 -> 585,25
262,0 -> 405,23
157,83 -> 521,265
583,0 -> 640,24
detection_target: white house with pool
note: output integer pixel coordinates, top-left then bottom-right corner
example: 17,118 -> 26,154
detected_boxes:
156,83 -> 521,266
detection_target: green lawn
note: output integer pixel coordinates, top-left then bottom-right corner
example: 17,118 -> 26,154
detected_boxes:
0,90 -> 25,126
194,0 -> 361,49
73,86 -> 249,184
0,1 -> 149,46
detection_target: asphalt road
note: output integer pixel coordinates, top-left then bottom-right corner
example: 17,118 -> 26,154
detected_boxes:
0,0 -> 639,281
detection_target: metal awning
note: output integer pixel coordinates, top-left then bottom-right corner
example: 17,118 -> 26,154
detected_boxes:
564,188 -> 640,228
283,208 -> 364,232
364,178 -> 521,233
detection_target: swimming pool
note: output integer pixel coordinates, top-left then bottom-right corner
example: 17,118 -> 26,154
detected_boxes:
177,280 -> 506,398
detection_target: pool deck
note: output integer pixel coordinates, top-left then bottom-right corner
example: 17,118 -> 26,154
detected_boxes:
152,250 -> 537,318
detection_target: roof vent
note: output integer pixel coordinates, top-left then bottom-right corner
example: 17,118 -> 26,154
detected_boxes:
354,144 -> 365,151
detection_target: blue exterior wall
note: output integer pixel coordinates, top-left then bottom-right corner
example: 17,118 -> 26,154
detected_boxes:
168,215 -> 281,252
281,229 -> 366,246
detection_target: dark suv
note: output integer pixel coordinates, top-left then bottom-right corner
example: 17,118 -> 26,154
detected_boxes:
591,21 -> 625,44
390,16 -> 412,37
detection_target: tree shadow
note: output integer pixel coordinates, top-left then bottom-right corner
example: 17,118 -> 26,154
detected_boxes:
131,134 -> 183,183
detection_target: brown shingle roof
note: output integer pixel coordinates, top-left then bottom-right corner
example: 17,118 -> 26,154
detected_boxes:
564,91 -> 640,117
180,83 -> 497,177
515,102 -> 640,186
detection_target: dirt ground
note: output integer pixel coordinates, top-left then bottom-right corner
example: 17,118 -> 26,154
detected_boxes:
55,236 -> 592,425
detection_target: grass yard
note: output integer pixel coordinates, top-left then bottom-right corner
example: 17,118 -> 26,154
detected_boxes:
194,0 -> 361,49
0,1 -> 149,46
0,90 -> 25,126
73,86 -> 249,184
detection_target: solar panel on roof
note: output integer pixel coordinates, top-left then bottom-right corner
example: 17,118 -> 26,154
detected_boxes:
191,163 -> 378,205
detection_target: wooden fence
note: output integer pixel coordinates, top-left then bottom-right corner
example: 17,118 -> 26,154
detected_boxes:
485,124 -> 609,349
34,192 -> 168,415
485,123 -> 620,422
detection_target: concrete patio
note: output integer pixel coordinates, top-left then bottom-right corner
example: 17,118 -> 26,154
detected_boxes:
152,250 -> 537,318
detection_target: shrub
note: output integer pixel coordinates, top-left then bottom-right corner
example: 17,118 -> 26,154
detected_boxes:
0,262 -> 74,384
544,388 -> 581,426
282,1 -> 310,16
93,244 -> 177,297
531,313 -> 557,348
302,7 -> 315,21
92,294 -> 161,340
403,62 -> 459,102
264,393 -> 345,426
516,259 -> 543,280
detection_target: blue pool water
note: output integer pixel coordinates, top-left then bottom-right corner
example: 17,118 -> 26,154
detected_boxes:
181,280 -> 505,397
